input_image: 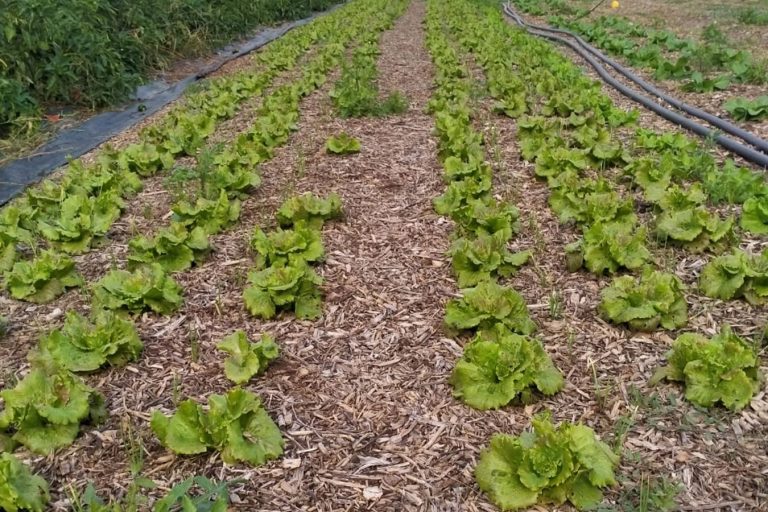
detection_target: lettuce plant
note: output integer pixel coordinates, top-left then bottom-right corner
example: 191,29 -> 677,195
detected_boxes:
115,142 -> 173,177
549,177 -> 634,227
0,355 -> 105,454
93,263 -> 183,315
655,207 -> 734,252
0,206 -> 34,272
36,192 -> 122,253
449,232 -> 530,287
599,269 -> 688,330
433,176 -> 492,217
151,387 -> 283,466
276,192 -> 343,229
475,413 -> 618,511
650,326 -> 763,411
740,195 -> 768,234
326,132 -> 361,154
625,156 -> 672,203
210,148 -> 262,198
4,250 -> 83,303
450,326 -> 563,410
445,279 -> 536,335
699,249 -> 768,304
442,155 -> 492,183
172,190 -> 242,236
128,222 -> 210,273
250,224 -> 324,269
243,261 -> 323,320
0,453 -> 49,512
217,331 -> 279,385
454,198 -> 520,240
534,146 -> 589,182
723,95 -> 768,121
577,220 -> 651,275
37,311 -> 143,372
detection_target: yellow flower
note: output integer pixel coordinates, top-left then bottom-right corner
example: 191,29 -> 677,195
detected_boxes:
611,0 -> 620,8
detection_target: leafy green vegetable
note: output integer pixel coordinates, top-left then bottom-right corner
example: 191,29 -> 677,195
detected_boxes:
548,177 -> 634,227
127,222 -> 210,273
36,192 -> 122,253
326,132 -> 362,154
93,263 -> 183,315
116,143 -> 174,177
172,190 -> 242,235
578,220 -> 651,275
655,207 -> 734,252
454,198 -> 520,240
217,331 -> 279,385
37,311 -> 142,372
250,224 -> 324,269
740,195 -> 768,234
599,269 -> 688,331
699,249 -> 768,304
243,261 -> 323,320
445,280 -> 536,335
150,387 -> 283,466
449,232 -> 530,287
723,95 -> 768,121
276,192 -> 342,229
702,159 -> 765,205
650,326 -> 763,411
0,453 -> 49,512
3,250 -> 83,303
450,325 -> 562,410
153,476 -> 233,512
0,354 -> 105,454
475,413 -> 618,511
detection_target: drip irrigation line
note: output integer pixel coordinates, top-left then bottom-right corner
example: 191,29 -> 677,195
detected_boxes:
502,3 -> 768,169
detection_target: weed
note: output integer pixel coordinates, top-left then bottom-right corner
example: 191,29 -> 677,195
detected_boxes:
548,290 -> 563,319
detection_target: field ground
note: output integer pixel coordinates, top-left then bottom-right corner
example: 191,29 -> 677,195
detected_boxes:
1,0 -> 768,511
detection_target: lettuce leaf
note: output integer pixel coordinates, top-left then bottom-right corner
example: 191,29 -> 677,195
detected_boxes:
450,325 -> 562,409
250,223 -> 324,269
172,190 -> 241,236
217,331 -> 279,385
475,413 -> 618,511
3,250 -> 83,303
580,220 -> 650,274
37,311 -> 143,372
0,453 -> 49,512
128,222 -> 210,273
0,354 -> 105,454
599,269 -> 687,331
93,263 -> 183,315
243,261 -> 323,320
650,326 -> 763,411
445,280 -> 536,335
449,231 -> 530,287
276,192 -> 343,229
151,388 -> 283,466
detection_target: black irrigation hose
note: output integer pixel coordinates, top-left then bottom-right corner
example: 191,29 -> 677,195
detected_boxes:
501,3 -> 768,169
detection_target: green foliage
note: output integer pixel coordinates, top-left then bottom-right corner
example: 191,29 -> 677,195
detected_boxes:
445,280 -> 536,335
655,186 -> 734,252
128,222 -> 210,273
450,325 -> 563,410
699,249 -> 768,304
599,269 -> 688,331
37,311 -> 142,372
0,0 -> 343,129
740,195 -> 768,234
243,261 -> 323,320
702,159 -> 765,205
0,355 -> 105,454
3,250 -> 83,303
650,326 -> 763,411
250,223 -> 324,269
455,198 -> 521,240
723,96 -> 768,121
576,221 -> 651,275
36,192 -> 122,253
171,190 -> 241,236
0,78 -> 39,138
114,143 -> 174,178
0,453 -> 49,512
150,387 -> 283,466
326,132 -> 362,155
93,263 -> 183,315
153,476 -> 234,512
276,192 -> 343,229
217,331 -> 279,385
475,413 -> 619,511
449,232 -> 530,287
548,176 -> 635,227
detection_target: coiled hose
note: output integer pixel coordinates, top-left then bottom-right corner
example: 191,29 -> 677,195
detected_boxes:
502,3 -> 768,169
